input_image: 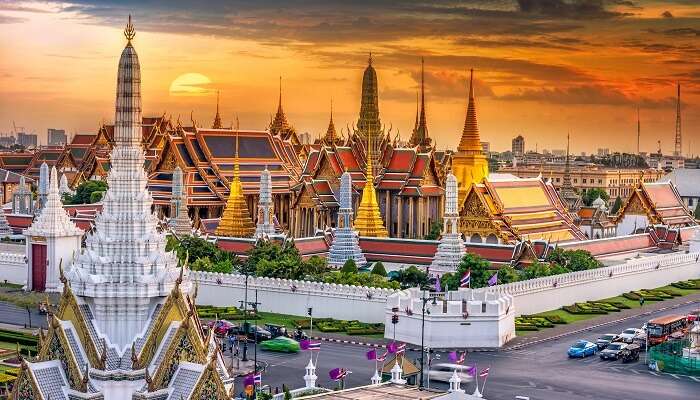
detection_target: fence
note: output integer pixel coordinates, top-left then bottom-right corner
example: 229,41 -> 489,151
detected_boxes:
479,252 -> 700,316
649,338 -> 700,376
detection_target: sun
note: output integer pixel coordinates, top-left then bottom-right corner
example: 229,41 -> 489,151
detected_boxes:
169,73 -> 212,96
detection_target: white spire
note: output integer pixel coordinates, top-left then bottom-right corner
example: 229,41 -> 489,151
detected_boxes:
328,170 -> 366,267
255,166 -> 275,238
429,171 -> 466,277
25,167 -> 83,238
66,21 -> 185,349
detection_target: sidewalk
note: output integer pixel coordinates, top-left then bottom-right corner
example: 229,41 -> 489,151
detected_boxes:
505,292 -> 700,350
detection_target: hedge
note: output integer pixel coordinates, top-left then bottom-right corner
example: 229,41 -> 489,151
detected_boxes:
543,315 -> 567,324
0,330 -> 38,347
672,280 -> 700,290
515,323 -> 539,331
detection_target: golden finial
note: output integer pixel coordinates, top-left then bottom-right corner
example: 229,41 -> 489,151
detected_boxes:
124,15 -> 136,43
368,52 -> 373,66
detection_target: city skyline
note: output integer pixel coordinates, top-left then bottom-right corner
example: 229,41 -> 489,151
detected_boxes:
1,0 -> 699,154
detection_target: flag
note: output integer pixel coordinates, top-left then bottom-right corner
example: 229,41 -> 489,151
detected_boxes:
434,275 -> 441,292
300,340 -> 311,350
329,368 -> 348,381
387,342 -> 397,354
460,269 -> 471,288
448,351 -> 458,363
448,351 -> 465,364
244,372 -> 262,386
376,351 -> 388,362
487,272 -> 498,286
466,364 -> 477,376
366,349 -> 377,360
254,373 -> 262,384
308,342 -> 321,351
479,367 -> 490,378
395,343 -> 406,354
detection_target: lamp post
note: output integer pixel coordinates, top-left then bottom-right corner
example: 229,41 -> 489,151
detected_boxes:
240,273 -> 249,362
419,269 -> 436,388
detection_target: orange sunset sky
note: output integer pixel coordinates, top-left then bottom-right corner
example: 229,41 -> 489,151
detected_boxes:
1,0 -> 699,154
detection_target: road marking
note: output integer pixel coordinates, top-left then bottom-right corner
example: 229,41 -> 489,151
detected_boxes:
648,371 -> 659,376
528,381 -> 536,387
669,374 -> 681,380
631,369 -> 640,374
690,376 -> 700,382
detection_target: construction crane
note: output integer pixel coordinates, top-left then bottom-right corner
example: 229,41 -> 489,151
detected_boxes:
12,121 -> 24,135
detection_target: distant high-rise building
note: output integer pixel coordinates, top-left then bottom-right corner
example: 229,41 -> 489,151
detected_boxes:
16,131 -> 37,147
597,148 -> 610,157
0,135 -> 15,147
47,128 -> 67,146
481,141 -> 490,154
512,135 -> 525,156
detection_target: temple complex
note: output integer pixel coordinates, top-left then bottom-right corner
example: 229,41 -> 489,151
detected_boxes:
215,134 -> 256,237
451,69 -> 489,203
429,172 -> 465,276
327,170 -> 367,267
13,17 -> 232,399
353,54 -> 385,171
559,133 -> 582,211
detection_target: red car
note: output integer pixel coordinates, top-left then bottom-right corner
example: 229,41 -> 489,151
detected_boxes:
208,320 -> 238,336
687,309 -> 700,323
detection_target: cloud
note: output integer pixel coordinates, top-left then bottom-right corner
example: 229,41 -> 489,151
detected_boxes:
661,11 -> 674,18
516,0 -> 633,20
656,28 -> 700,37
497,84 -> 674,107
0,13 -> 26,24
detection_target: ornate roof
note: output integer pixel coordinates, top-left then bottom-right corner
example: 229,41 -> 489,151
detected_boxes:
613,181 -> 696,228
25,167 -> 83,238
460,176 -> 587,243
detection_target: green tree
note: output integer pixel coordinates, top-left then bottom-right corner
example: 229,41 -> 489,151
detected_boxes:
497,266 -> 520,284
582,188 -> 610,206
390,266 -> 429,289
371,261 -> 387,277
283,385 -> 292,400
302,255 -> 328,279
442,253 -> 492,289
424,220 -> 443,240
341,259 -> 358,274
610,196 -> 623,214
64,180 -> 108,204
520,261 -> 552,280
546,248 -> 600,272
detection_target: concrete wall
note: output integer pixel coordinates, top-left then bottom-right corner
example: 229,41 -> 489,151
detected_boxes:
480,251 -> 700,316
192,271 -> 395,323
0,252 -> 27,285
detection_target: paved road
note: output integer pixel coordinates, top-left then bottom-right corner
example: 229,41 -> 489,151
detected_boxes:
238,301 -> 700,399
0,301 -> 46,329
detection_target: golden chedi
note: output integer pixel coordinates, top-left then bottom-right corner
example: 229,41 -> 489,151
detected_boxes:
452,69 -> 489,204
354,134 -> 388,237
216,137 -> 255,237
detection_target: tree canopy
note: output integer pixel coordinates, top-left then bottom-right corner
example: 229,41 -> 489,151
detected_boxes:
63,180 -> 108,205
424,220 -> 443,240
610,196 -> 623,214
582,188 -> 610,206
390,265 -> 429,289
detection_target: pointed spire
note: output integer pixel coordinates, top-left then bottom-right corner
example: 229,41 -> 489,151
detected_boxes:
354,115 -> 388,238
323,98 -> 338,146
124,14 -> 135,43
212,91 -> 223,129
270,76 -> 293,138
458,68 -> 480,152
410,57 -> 430,151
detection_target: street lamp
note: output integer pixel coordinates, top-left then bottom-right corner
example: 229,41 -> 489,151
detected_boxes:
419,290 -> 436,388
240,273 -> 249,362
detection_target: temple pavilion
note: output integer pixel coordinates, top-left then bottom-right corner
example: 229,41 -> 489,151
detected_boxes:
13,17 -> 232,400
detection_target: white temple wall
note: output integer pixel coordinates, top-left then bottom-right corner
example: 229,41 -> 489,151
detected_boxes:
193,271 -> 393,323
193,251 -> 699,324
0,252 -> 26,285
481,251 -> 700,316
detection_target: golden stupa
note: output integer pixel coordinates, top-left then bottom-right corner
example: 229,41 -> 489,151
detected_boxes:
354,133 -> 389,237
452,68 -> 489,203
216,130 -> 255,237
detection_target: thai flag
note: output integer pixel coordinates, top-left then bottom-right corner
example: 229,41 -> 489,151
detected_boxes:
395,343 -> 406,354
329,368 -> 348,381
460,270 -> 471,288
308,342 -> 321,351
376,351 -> 388,362
456,352 -> 466,364
479,367 -> 490,378
253,373 -> 262,384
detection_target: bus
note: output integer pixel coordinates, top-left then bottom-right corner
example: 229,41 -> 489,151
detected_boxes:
646,315 -> 688,346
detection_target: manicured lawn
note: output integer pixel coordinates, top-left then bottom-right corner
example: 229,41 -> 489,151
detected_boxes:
535,309 -> 597,324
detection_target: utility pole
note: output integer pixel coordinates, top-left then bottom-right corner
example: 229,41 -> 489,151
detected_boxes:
637,107 -> 641,155
674,83 -> 682,157
240,273 -> 249,362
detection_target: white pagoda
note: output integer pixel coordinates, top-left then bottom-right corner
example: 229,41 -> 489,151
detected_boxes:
328,170 -> 366,267
13,17 -> 232,400
254,166 -> 276,238
37,162 -> 49,213
24,166 -> 83,293
168,166 -> 192,237
429,172 -> 465,277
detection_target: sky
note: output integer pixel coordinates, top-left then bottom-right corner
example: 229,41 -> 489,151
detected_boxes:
1,0 -> 699,154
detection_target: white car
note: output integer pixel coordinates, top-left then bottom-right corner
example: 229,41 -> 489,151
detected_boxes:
428,364 -> 475,383
619,328 -> 643,343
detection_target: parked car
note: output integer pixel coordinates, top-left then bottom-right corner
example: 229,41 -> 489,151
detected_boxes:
236,324 -> 273,342
567,340 -> 598,358
595,334 -> 619,350
260,336 -> 300,353
618,328 -> 643,343
600,342 -> 628,360
686,309 -> 700,323
264,324 -> 289,338
429,364 -> 475,383
208,320 -> 238,337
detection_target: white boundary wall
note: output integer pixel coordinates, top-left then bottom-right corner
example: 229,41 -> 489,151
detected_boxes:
192,271 -> 395,323
0,252 -> 27,285
480,252 -> 700,316
192,251 -> 700,323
